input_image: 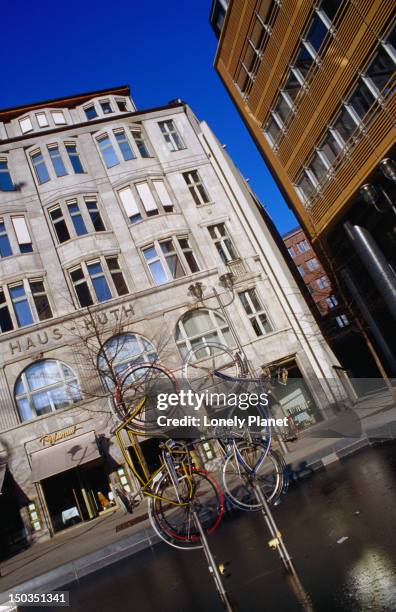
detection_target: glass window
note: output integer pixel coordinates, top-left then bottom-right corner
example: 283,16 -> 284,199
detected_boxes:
306,257 -> 319,271
29,280 -> 52,321
297,265 -> 305,277
208,223 -> 238,263
12,216 -> 33,253
293,45 -> 314,80
333,107 -> 359,142
364,45 -> 396,95
348,80 -> 377,119
264,116 -> 282,146
67,202 -> 87,236
132,129 -> 150,157
336,314 -> 349,328
0,159 -> 14,191
175,309 -> 233,359
51,111 -> 66,125
325,295 -> 338,308
106,257 -> 128,296
273,95 -> 293,123
85,199 -> 106,231
70,267 -> 93,307
87,261 -> 112,302
0,289 -> 13,333
319,0 -> 339,22
84,105 -> 98,120
160,240 -> 185,279
158,120 -> 185,152
239,288 -> 273,336
136,182 -> 158,216
282,71 -> 303,102
19,117 -> 33,133
36,112 -> 48,127
309,152 -> 329,183
316,275 -> 329,289
66,144 -> 84,174
178,237 -> 200,273
287,246 -> 295,257
100,101 -> 113,114
15,360 -> 81,421
304,14 -> 328,53
9,283 -> 33,327
118,187 -> 142,224
319,131 -> 343,165
0,220 -> 12,257
297,239 -> 310,252
97,135 -> 119,168
143,245 -> 168,285
49,207 -> 70,243
116,99 -> 128,112
153,180 -> 174,212
114,130 -> 135,161
296,172 -> 317,202
48,145 -> 67,177
31,151 -> 50,184
183,170 -> 210,205
98,333 -> 157,387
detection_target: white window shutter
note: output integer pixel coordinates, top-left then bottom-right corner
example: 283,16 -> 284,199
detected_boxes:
12,217 -> 31,244
19,117 -> 33,133
136,182 -> 158,213
118,187 -> 139,217
153,180 -> 172,207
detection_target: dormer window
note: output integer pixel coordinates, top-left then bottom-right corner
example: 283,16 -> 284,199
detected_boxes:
84,105 -> 98,120
100,101 -> 113,114
116,99 -> 128,112
51,110 -> 66,125
19,117 -> 33,134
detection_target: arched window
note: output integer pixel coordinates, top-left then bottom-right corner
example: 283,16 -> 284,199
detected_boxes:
175,309 -> 233,359
98,333 -> 157,389
15,360 -> 81,422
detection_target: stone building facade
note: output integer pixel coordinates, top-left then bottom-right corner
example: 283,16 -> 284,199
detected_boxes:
0,86 -> 348,554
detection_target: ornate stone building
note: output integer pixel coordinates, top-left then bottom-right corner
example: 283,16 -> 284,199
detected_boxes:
0,86 -> 348,555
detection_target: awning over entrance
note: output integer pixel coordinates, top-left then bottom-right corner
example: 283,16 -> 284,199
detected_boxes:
31,431 -> 101,482
0,464 -> 6,494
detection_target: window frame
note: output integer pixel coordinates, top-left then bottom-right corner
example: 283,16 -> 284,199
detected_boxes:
158,120 -> 186,152
238,288 -> 274,337
117,179 -> 175,225
183,170 -> 211,206
0,277 -> 53,333
48,196 -> 107,244
175,308 -> 234,359
142,236 -> 200,286
69,256 -> 129,308
207,223 -> 239,264
0,157 -> 15,192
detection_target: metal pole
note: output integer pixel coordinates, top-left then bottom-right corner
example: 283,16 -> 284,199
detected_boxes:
192,509 -> 235,612
252,482 -> 294,572
344,222 -> 396,321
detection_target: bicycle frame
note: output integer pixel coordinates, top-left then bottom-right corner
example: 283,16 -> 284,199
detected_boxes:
114,396 -> 194,507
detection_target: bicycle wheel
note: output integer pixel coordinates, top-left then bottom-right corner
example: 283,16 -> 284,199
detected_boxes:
222,445 -> 286,511
114,362 -> 178,433
148,469 -> 224,550
182,342 -> 246,411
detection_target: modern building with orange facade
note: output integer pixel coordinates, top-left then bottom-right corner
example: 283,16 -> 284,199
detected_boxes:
211,0 -> 396,378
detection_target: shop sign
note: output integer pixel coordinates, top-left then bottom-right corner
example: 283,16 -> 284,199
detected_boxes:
40,424 -> 82,446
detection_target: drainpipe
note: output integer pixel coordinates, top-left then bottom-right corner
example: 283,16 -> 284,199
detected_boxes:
344,222 -> 396,321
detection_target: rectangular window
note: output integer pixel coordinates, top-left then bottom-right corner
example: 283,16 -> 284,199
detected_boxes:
287,246 -> 296,257
48,145 -> 68,177
316,275 -> 329,289
31,151 -> 50,184
36,112 -> 49,127
97,135 -> 119,168
51,111 -> 66,125
87,261 -> 112,302
297,265 -> 305,277
0,159 -> 14,191
282,70 -> 303,102
116,99 -> 128,112
178,237 -> 200,273
160,240 -> 185,279
84,105 -> 98,120
12,217 -> 33,252
143,245 -> 168,285
309,152 -> 329,183
348,80 -> 377,119
136,182 -> 158,216
49,207 -> 70,243
208,223 -> 238,263
159,120 -> 185,152
263,116 -> 282,146
274,95 -> 293,124
9,283 -> 33,327
19,117 -> 33,133
319,131 -> 343,165
0,220 -> 12,257
297,239 -> 310,253
306,257 -> 319,271
153,180 -> 173,212
293,45 -> 314,80
106,257 -> 128,296
365,45 -> 396,95
326,295 -> 338,308
0,289 -> 13,332
183,170 -> 210,205
67,202 -> 87,236
336,314 -> 349,327
118,187 -> 142,224
304,14 -> 328,53
239,288 -> 273,337
100,101 -> 113,114
319,0 -> 339,22
114,130 -> 135,161
70,267 -> 93,307
66,144 -> 84,174
132,129 -> 150,157
333,107 -> 359,142
29,280 -> 52,321
85,199 -> 106,232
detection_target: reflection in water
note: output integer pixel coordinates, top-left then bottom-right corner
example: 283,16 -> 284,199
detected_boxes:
347,549 -> 396,610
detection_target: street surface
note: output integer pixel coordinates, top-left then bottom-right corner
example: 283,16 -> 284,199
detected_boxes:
24,442 -> 396,611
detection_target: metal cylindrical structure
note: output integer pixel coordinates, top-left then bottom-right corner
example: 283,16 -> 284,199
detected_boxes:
344,222 -> 396,321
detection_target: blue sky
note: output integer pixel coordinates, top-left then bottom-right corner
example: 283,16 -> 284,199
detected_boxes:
1,0 -> 297,234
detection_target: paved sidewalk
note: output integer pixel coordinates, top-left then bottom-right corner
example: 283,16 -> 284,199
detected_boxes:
0,387 -> 395,602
